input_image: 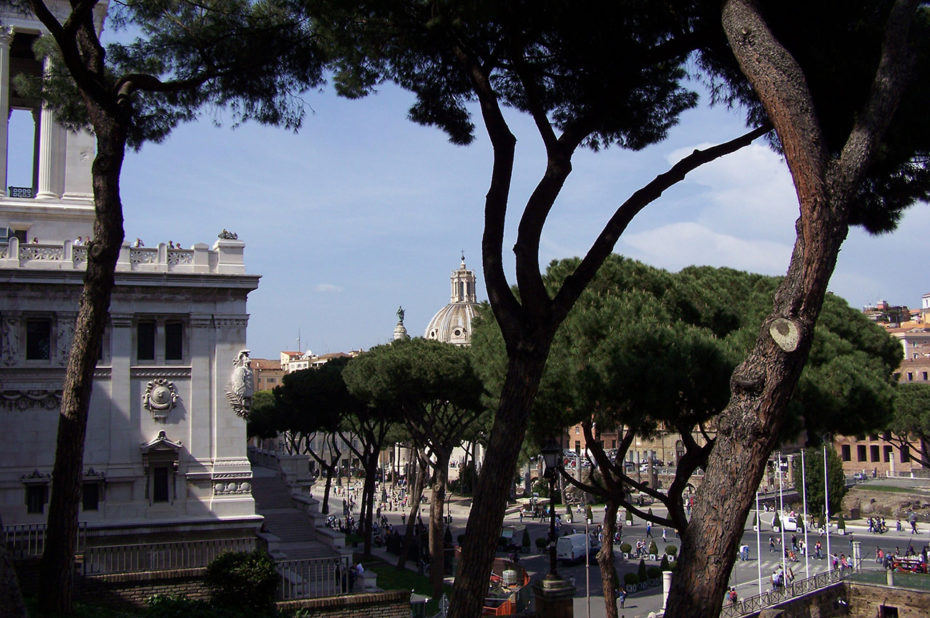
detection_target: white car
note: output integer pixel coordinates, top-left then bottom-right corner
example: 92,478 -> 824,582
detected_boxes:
783,516 -> 798,531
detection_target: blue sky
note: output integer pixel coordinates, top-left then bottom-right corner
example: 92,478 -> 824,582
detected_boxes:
9,74 -> 930,361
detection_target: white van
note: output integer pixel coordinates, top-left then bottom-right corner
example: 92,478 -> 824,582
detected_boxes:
557,533 -> 598,564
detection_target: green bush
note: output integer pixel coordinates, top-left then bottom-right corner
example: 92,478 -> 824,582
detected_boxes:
637,558 -> 648,583
646,566 -> 661,580
535,537 -> 548,552
625,510 -> 633,524
620,542 -> 632,554
624,572 -> 639,586
585,505 -> 593,523
837,513 -> 846,530
521,528 -> 531,550
773,512 -> 781,530
204,550 -> 277,613
665,544 -> 678,557
145,595 -> 218,618
648,541 -> 658,555
668,560 -> 677,572
659,555 -> 670,571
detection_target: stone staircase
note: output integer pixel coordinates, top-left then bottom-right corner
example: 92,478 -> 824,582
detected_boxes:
251,466 -> 342,560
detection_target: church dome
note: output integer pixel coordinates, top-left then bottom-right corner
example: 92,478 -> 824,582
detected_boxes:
425,256 -> 479,346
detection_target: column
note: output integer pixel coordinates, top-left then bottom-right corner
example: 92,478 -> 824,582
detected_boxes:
36,58 -> 63,199
0,27 -> 12,196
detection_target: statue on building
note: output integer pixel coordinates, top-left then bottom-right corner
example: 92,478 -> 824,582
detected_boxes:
218,229 -> 239,240
397,305 -> 405,325
226,349 -> 254,418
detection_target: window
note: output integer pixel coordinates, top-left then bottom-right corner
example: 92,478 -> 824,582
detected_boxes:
884,445 -> 893,463
26,485 -> 47,514
82,482 -> 99,511
137,321 -> 155,360
165,321 -> 183,360
857,445 -> 867,462
901,445 -> 910,463
841,445 -> 851,461
26,318 -> 51,360
152,467 -> 169,503
611,439 -> 616,449
923,372 -> 928,381
870,445 -> 880,462
907,372 -> 914,381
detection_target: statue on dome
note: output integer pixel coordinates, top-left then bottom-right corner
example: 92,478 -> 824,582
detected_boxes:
397,306 -> 405,325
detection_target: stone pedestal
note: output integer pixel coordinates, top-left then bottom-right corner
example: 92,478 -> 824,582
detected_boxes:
533,576 -> 575,618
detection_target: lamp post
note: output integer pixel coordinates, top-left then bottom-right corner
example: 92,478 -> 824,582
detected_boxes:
541,441 -> 562,580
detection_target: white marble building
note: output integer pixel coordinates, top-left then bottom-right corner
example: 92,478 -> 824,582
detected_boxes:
0,5 -> 260,543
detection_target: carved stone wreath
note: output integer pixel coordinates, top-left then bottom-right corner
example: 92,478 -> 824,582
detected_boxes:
142,378 -> 179,422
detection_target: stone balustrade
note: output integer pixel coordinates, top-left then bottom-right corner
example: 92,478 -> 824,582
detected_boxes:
0,237 -> 246,274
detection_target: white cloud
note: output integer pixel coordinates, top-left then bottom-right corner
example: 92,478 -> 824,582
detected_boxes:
621,221 -> 793,275
315,283 -> 344,293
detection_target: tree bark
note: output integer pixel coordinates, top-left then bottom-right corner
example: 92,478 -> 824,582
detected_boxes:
597,501 -> 620,618
39,115 -> 126,615
398,449 -> 428,570
429,450 -> 450,598
449,351 -> 549,617
665,1 -> 919,615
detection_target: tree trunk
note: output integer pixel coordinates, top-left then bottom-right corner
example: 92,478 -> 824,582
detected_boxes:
665,1 -> 917,613
597,501 -> 620,618
430,450 -> 450,598
398,450 -> 427,570
322,466 -> 334,515
39,116 -> 126,614
361,450 -> 379,556
449,351 -> 548,617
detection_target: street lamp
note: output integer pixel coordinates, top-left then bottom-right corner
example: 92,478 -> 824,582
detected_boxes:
541,440 -> 563,580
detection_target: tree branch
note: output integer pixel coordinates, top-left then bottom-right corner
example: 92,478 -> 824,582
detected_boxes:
552,123 -> 771,322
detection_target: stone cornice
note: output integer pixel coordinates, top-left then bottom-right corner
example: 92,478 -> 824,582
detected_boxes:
130,367 -> 192,379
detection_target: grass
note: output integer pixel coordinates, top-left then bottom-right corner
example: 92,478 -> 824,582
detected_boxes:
368,558 -> 452,615
850,570 -> 930,591
855,484 -> 930,495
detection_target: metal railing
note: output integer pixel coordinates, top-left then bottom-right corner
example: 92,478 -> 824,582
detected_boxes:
276,555 -> 351,600
3,522 -> 87,558
81,537 -> 256,575
719,567 -> 853,617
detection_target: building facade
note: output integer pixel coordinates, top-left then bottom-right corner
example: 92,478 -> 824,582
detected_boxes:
1,6 -> 260,543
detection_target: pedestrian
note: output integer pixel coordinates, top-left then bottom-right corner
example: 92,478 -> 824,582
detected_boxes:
618,586 -> 626,608
662,528 -> 667,542
728,587 -> 738,605
646,522 -> 653,538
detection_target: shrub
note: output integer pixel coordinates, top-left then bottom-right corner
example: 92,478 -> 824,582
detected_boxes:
772,512 -> 781,530
637,559 -> 647,583
620,542 -> 632,555
585,505 -> 593,523
659,555 -> 670,571
837,513 -> 846,530
204,550 -> 277,613
145,595 -> 217,618
646,566 -> 661,580
535,537 -> 548,552
665,544 -> 678,557
668,560 -> 677,572
522,528 -> 531,550
624,572 -> 639,586
648,541 -> 658,556
625,509 -> 633,524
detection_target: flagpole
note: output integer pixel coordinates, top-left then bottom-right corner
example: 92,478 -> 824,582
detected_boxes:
801,449 -> 810,580
823,442 -> 832,574
755,489 -> 763,597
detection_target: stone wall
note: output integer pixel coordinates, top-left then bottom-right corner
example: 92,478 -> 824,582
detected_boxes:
846,581 -> 930,617
277,589 -> 410,617
75,568 -> 210,609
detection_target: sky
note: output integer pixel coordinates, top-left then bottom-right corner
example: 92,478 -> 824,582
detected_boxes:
8,64 -> 930,361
